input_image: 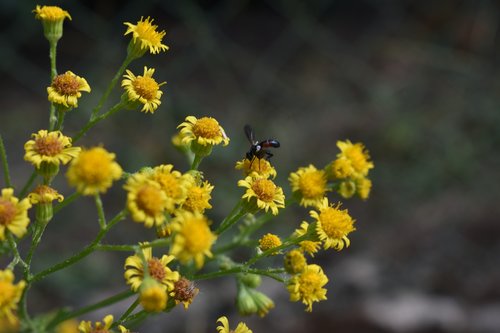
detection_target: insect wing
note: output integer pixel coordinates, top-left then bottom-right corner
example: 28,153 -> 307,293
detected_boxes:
244,124 -> 256,144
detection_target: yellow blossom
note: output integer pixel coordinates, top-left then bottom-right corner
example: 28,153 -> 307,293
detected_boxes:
356,176 -> 372,200
28,185 -> 63,204
235,158 -> 277,179
336,140 -> 374,177
148,164 -> 191,213
287,264 -> 328,312
0,188 -> 32,240
124,16 -> 168,55
139,279 -> 168,312
66,147 -> 123,196
170,277 -> 199,309
0,314 -> 19,333
0,270 -> 26,324
33,5 -> 71,22
169,211 -> 216,269
178,116 -> 229,147
216,316 -> 252,333
289,164 -> 328,207
124,173 -> 168,228
121,67 -> 165,113
292,221 -> 321,257
238,176 -> 285,215
47,71 -> 90,109
24,130 -> 80,169
55,319 -> 79,333
284,249 -> 307,274
258,233 -> 282,253
330,157 -> 354,179
124,243 -> 179,292
181,179 -> 214,213
310,198 -> 355,251
78,315 -> 115,333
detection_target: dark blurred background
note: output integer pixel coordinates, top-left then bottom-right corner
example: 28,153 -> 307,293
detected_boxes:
1,0 -> 500,332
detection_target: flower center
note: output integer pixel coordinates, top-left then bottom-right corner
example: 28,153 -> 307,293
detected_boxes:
183,219 -> 212,253
319,207 -> 354,238
173,278 -> 198,302
52,73 -> 81,95
156,174 -> 182,199
34,135 -> 64,156
147,258 -> 166,281
0,199 -> 16,226
132,76 -> 159,100
299,171 -> 326,198
184,187 -> 207,211
192,117 -> 220,139
251,179 -> 276,202
136,185 -> 164,216
75,150 -> 112,184
299,270 -> 323,295
0,281 -> 16,306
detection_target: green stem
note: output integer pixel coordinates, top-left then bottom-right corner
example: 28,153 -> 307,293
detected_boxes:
73,102 -> 124,143
121,310 -> 148,329
19,171 -> 37,198
54,192 -> 81,214
48,39 -> 58,130
96,238 -> 171,252
6,232 -> 27,270
193,267 -> 285,283
245,234 -> 308,267
215,200 -> 247,235
0,134 -> 12,188
190,154 -> 204,170
112,298 -> 139,329
47,290 -> 135,330
95,194 -> 107,229
91,54 -> 135,120
55,109 -> 66,131
31,210 -> 127,283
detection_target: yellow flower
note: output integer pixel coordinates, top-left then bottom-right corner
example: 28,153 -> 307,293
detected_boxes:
33,5 -> 71,22
181,179 -> 214,213
235,158 -> 277,179
356,176 -> 372,200
24,130 -> 80,169
0,270 -> 26,324
170,277 -> 199,309
337,180 -> 356,199
47,71 -> 90,109
292,221 -> 321,257
289,164 -> 328,207
78,315 -> 114,333
169,211 -> 216,269
284,249 -> 307,274
124,173 -> 168,228
0,188 -> 32,240
336,140 -> 374,177
139,278 -> 168,312
66,147 -> 123,196
0,314 -> 19,333
216,316 -> 252,333
148,164 -> 191,213
178,116 -> 229,147
124,16 -> 168,55
124,243 -> 179,292
28,185 -> 63,204
310,198 -> 355,251
56,319 -> 79,333
287,264 -> 328,312
258,233 -> 282,253
121,67 -> 165,113
238,176 -> 285,215
330,157 -> 354,179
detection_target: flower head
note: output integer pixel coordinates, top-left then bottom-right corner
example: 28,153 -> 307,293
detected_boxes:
28,185 -> 63,204
0,188 -> 32,240
169,211 -> 216,269
139,278 -> 168,312
66,147 -> 123,196
292,221 -> 321,257
258,233 -> 282,253
356,176 -> 372,200
121,67 -> 165,113
78,315 -> 114,333
0,269 -> 26,324
284,249 -> 307,274
238,176 -> 285,215
148,164 -> 191,213
124,16 -> 168,56
55,319 -> 79,333
335,140 -> 374,177
235,158 -> 277,179
216,316 -> 253,333
310,198 -> 355,251
34,5 -> 71,22
124,173 -> 168,228
181,179 -> 214,213
47,71 -> 90,109
24,130 -> 80,169
170,277 -> 199,309
124,243 -> 179,292
178,116 -> 229,147
289,164 -> 328,207
287,264 -> 328,312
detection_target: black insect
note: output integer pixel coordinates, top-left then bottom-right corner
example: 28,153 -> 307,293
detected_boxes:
244,125 -> 280,164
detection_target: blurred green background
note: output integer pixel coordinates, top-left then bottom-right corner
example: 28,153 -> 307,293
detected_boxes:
1,0 -> 500,332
